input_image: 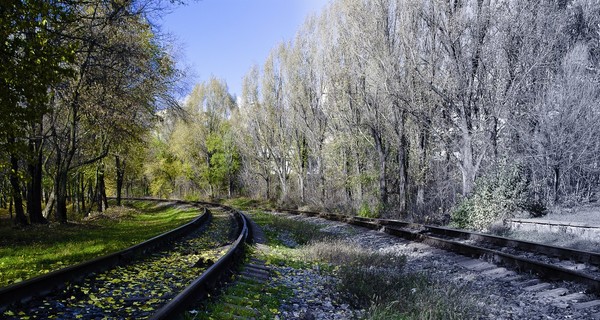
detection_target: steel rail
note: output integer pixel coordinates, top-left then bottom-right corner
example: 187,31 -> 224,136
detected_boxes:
0,200 -> 210,307
149,204 -> 250,320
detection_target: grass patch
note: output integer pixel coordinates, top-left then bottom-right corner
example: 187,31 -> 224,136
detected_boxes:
299,239 -> 479,319
249,211 -> 331,246
185,245 -> 292,320
192,274 -> 290,320
221,197 -> 274,211
0,200 -> 200,287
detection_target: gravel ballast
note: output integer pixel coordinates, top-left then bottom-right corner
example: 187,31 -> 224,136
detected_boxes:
269,212 -> 600,319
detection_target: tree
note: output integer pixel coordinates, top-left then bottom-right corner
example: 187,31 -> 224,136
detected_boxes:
0,0 -> 76,225
47,0 -> 179,222
168,78 -> 237,199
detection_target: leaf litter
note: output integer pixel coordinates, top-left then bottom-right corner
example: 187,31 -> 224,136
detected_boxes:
3,210 -> 234,320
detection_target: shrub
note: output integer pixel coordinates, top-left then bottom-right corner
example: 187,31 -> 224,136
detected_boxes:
451,163 -> 545,231
358,202 -> 380,218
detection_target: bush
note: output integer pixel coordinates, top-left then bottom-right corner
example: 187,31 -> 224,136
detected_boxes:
451,163 -> 545,231
358,202 -> 380,218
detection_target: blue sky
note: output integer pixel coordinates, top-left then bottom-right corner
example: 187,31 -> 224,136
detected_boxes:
160,0 -> 330,98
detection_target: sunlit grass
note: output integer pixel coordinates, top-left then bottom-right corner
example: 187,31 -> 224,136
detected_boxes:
221,197 -> 274,211
0,201 -> 200,287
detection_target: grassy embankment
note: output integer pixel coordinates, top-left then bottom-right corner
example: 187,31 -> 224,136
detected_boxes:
0,201 -> 200,288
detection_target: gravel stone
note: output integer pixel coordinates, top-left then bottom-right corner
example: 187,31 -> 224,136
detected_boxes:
270,265 -> 364,319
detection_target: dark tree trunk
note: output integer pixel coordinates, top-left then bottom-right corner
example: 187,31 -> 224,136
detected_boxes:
9,152 -> 28,226
9,196 -> 13,220
115,156 -> 125,206
79,172 -> 86,214
372,128 -> 388,208
55,168 -> 69,223
344,147 -> 353,203
416,126 -> 429,212
96,165 -> 108,212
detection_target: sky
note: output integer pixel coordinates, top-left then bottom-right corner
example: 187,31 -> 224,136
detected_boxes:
160,0 -> 330,98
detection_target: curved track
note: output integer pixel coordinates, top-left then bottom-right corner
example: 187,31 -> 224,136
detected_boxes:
277,208 -> 600,294
0,199 -> 252,320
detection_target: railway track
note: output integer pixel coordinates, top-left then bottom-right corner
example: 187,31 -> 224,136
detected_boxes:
276,208 -> 600,295
0,199 -> 252,320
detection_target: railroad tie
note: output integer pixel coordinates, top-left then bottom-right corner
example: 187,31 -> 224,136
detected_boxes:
211,259 -> 271,319
523,282 -> 552,292
458,258 -> 496,272
482,267 -> 517,280
515,279 -> 540,287
555,292 -> 587,302
536,287 -> 569,298
573,299 -> 600,310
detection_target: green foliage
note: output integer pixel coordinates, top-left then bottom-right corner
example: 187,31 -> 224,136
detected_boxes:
153,78 -> 240,200
0,1 -> 75,138
358,201 -> 380,218
144,136 -> 181,198
450,163 -> 544,231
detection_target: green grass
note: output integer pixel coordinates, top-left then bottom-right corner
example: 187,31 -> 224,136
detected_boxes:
0,200 -> 200,287
221,197 -> 274,211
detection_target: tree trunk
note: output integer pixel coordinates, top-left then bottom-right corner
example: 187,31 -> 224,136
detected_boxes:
9,153 -> 28,226
43,189 -> 55,219
396,110 -> 409,213
115,155 -> 125,206
26,130 -> 46,224
372,128 -> 388,207
266,172 -> 271,200
79,171 -> 86,214
297,137 -> 306,203
458,124 -> 478,197
75,172 -> 81,215
344,147 -> 353,203
55,168 -> 69,223
416,127 -> 428,212
9,196 -> 13,220
553,166 -> 560,204
228,174 -> 233,198
355,145 -> 364,204
95,165 -> 108,212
